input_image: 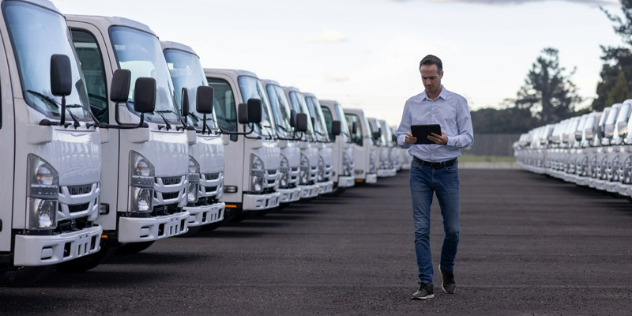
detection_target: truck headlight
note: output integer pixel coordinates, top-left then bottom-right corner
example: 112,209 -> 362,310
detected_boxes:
129,151 -> 154,213
279,155 -> 290,188
300,154 -> 310,185
27,155 -> 59,230
250,155 -> 265,192
188,157 -> 200,203
317,156 -> 325,182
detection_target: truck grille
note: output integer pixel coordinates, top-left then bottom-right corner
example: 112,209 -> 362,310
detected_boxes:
68,184 -> 93,195
204,173 -> 220,180
68,202 -> 90,213
161,176 -> 182,185
162,192 -> 179,200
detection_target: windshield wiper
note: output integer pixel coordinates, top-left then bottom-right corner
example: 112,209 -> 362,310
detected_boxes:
154,110 -> 173,130
27,90 -> 81,128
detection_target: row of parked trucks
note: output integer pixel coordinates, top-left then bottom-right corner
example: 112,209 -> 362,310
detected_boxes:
0,0 -> 412,286
514,98 -> 632,197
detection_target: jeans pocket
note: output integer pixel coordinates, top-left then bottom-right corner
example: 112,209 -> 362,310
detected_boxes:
446,165 -> 458,173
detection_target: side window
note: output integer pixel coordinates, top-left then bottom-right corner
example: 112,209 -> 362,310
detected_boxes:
207,77 -> 237,132
345,113 -> 363,146
71,29 -> 108,123
321,107 -> 334,142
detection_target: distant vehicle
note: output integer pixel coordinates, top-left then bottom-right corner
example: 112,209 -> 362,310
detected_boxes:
344,108 -> 378,184
368,117 -> 396,177
319,100 -> 356,195
303,93 -> 335,195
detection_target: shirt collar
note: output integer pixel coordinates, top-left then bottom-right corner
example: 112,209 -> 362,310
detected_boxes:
420,85 -> 447,101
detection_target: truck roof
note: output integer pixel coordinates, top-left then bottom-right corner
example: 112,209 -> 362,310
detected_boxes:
261,79 -> 280,86
160,41 -> 198,57
204,68 -> 258,78
65,15 -> 156,37
21,0 -> 59,14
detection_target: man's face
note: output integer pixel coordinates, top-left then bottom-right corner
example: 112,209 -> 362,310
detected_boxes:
420,64 -> 443,94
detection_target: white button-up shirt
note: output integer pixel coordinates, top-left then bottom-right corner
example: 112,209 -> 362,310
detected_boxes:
396,86 -> 474,162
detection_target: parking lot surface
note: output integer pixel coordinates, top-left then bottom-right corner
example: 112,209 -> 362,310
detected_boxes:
2,169 -> 632,315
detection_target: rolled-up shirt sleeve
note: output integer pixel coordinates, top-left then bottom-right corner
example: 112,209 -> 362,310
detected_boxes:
396,101 -> 412,149
446,97 -> 474,149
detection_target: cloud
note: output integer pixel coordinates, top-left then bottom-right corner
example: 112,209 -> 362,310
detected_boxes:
387,0 -> 616,6
325,73 -> 350,82
307,30 -> 349,43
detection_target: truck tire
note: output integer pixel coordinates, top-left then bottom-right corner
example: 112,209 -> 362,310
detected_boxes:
56,246 -> 118,273
0,266 -> 53,287
116,241 -> 155,254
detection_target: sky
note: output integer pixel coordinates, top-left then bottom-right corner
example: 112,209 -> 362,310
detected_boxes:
52,0 -> 624,126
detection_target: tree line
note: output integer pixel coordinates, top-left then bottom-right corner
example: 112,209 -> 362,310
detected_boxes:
473,0 -> 632,134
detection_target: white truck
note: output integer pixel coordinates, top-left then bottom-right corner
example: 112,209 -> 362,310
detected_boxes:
574,112 -> 601,186
605,100 -> 631,193
61,15 -> 191,269
161,41 -> 225,234
344,108 -> 378,184
588,107 -> 611,188
204,69 -> 280,218
0,0 -> 103,285
594,104 -> 621,191
283,86 -> 321,198
303,93 -> 335,195
381,120 -> 402,172
368,117 -> 396,177
319,100 -> 356,194
261,79 -> 305,205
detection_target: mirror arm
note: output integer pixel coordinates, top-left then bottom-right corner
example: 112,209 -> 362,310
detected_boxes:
59,96 -> 66,126
108,101 -> 147,129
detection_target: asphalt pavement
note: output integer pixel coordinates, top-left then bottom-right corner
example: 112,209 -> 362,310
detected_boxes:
2,169 -> 632,315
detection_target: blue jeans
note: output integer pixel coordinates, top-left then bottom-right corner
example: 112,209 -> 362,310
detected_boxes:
409,160 -> 460,284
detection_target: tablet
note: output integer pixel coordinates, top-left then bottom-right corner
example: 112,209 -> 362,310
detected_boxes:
411,124 -> 442,145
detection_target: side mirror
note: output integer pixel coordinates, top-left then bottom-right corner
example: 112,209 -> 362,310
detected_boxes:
289,109 -> 296,127
574,131 -> 582,142
296,113 -> 308,132
181,88 -> 189,117
372,131 -> 381,140
351,121 -> 358,134
50,54 -> 72,97
618,121 -> 628,138
196,86 -> 214,114
133,77 -> 156,114
110,69 -> 131,102
311,117 -> 316,127
331,120 -> 341,136
392,134 -> 397,142
238,98 -> 262,124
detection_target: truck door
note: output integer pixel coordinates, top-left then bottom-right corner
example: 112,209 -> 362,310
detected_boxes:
0,31 -> 14,252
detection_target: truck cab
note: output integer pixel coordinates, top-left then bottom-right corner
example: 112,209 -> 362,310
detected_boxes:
303,93 -> 335,195
381,120 -> 401,173
161,41 -> 225,233
283,86 -> 321,198
588,106 -> 612,189
261,79 -> 304,205
344,108 -> 378,184
0,0 -> 103,285
65,15 -> 190,265
368,117 -> 396,178
204,69 -> 281,216
606,100 -> 632,193
319,100 -> 356,193
564,114 -> 588,183
595,103 -> 621,191
575,112 -> 601,186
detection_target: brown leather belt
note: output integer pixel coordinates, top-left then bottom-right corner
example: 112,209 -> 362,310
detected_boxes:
413,157 -> 457,169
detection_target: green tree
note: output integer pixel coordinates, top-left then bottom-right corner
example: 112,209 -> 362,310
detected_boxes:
513,48 -> 582,125
593,1 -> 632,111
605,71 -> 632,106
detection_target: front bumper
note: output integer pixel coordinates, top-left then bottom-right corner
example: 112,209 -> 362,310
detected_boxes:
317,180 -> 334,194
278,187 -> 301,204
299,183 -> 319,199
185,202 -> 225,227
13,225 -> 103,266
118,211 -> 190,243
594,179 -> 608,191
242,192 -> 281,211
337,176 -> 355,188
365,173 -> 378,184
377,168 -> 397,177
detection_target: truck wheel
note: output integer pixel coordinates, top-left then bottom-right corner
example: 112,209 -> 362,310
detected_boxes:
116,241 -> 155,254
0,266 -> 53,287
177,226 -> 201,237
56,246 -> 118,273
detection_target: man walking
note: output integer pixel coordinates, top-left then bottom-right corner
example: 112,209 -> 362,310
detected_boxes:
396,55 -> 474,300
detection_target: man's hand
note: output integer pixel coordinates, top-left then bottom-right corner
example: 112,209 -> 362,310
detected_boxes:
428,132 -> 448,145
405,131 -> 417,144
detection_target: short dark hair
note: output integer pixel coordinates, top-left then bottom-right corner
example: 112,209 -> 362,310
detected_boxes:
419,55 -> 443,74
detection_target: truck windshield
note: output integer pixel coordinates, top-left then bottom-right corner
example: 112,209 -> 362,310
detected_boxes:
606,107 -> 619,125
345,113 -> 363,146
304,96 -> 330,142
163,49 -> 218,130
237,76 -> 275,138
334,103 -> 351,139
265,83 -> 293,138
110,26 -> 179,123
616,103 -> 630,123
383,121 -> 395,146
289,91 -> 315,141
3,1 -> 91,121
